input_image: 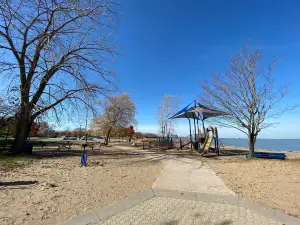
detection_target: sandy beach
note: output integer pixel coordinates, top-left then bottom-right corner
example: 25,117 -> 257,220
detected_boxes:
0,146 -> 163,225
203,147 -> 300,218
2,143 -> 300,224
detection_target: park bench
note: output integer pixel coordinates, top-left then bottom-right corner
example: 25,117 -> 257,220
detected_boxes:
28,141 -> 66,151
245,152 -> 286,160
57,141 -> 72,151
80,141 -> 106,150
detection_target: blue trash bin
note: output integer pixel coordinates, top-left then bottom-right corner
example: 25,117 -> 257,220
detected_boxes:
81,153 -> 87,166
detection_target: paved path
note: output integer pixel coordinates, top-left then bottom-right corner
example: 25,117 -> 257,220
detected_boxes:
152,157 -> 236,195
101,196 -> 280,225
59,146 -> 300,225
62,189 -> 300,225
115,145 -> 235,195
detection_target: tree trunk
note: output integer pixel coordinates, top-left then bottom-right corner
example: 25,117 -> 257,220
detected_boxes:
105,127 -> 112,145
248,132 -> 255,158
11,113 -> 32,154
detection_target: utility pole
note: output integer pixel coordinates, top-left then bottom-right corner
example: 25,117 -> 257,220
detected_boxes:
79,124 -> 82,140
85,107 -> 88,143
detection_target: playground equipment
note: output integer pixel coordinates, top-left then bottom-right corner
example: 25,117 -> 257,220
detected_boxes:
198,126 -> 220,156
169,100 -> 226,155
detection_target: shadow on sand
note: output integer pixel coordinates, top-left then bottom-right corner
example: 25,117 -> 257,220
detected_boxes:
0,180 -> 38,186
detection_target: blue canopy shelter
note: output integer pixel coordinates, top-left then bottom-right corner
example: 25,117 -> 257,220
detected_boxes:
169,100 -> 227,150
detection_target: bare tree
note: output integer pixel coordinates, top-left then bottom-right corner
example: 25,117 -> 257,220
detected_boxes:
157,94 -> 180,138
0,98 -> 11,121
0,95 -> 18,120
36,121 -> 55,137
200,47 -> 297,157
91,93 -> 136,145
0,0 -> 119,153
0,96 -> 19,139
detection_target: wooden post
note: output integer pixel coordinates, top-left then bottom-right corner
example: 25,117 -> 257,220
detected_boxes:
167,137 -> 169,149
158,137 -> 160,150
180,138 -> 182,150
148,142 -> 150,149
143,141 -> 145,150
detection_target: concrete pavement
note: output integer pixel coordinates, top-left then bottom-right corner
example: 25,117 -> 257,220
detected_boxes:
61,189 -> 300,225
115,145 -> 235,195
152,157 -> 236,195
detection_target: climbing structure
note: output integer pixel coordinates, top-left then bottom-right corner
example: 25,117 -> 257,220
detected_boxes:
169,100 -> 226,154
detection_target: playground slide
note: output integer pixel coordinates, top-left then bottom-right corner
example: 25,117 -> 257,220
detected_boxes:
200,136 -> 213,156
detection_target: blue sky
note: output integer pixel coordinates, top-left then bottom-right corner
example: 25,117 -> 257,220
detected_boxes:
2,0 -> 299,139
112,0 -> 300,138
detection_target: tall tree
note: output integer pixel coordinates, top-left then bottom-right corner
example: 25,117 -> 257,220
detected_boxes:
200,47 -> 297,158
0,0 -> 119,153
91,93 -> 136,145
157,94 -> 180,138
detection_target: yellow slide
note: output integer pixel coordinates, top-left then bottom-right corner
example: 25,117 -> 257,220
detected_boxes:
199,127 -> 216,156
200,136 -> 213,156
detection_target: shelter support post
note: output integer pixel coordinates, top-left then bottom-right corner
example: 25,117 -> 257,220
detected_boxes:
193,117 -> 197,143
188,118 -> 192,150
202,119 -> 206,138
197,119 -> 199,137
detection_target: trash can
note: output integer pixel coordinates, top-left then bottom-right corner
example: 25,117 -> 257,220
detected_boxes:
24,140 -> 33,154
81,153 -> 87,166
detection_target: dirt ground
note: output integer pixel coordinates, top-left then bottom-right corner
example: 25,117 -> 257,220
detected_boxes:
203,148 -> 300,218
0,146 -> 163,225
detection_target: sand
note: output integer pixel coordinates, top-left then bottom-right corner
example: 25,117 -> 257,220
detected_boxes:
0,147 -> 163,225
2,143 -> 300,224
203,148 -> 300,218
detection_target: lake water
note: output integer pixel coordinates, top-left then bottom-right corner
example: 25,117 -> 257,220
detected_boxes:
220,138 -> 300,152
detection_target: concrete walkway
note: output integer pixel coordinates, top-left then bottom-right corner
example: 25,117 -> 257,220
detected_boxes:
61,189 -> 300,225
59,146 -> 300,225
115,145 -> 235,195
152,157 -> 236,195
